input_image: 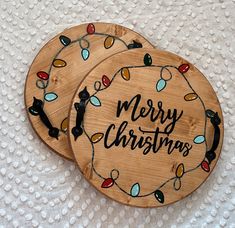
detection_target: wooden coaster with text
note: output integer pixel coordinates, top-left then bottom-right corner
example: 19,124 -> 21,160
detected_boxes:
68,48 -> 223,207
24,22 -> 153,160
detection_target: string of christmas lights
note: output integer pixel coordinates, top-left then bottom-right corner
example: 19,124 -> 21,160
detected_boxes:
80,53 -> 221,204
30,23 -> 142,135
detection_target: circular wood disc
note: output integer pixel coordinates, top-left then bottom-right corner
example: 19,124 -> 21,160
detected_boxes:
24,22 -> 154,160
68,48 -> 223,207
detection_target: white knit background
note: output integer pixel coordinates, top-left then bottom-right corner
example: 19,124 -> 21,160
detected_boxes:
0,0 -> 235,227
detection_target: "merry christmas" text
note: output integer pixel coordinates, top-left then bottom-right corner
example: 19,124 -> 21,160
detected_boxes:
103,94 -> 192,157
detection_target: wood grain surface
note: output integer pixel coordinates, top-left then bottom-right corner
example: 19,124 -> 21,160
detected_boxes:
24,22 -> 154,160
68,48 -> 223,207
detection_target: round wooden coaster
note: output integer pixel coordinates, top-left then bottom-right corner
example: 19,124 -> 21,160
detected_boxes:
24,22 -> 154,160
68,48 -> 223,207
